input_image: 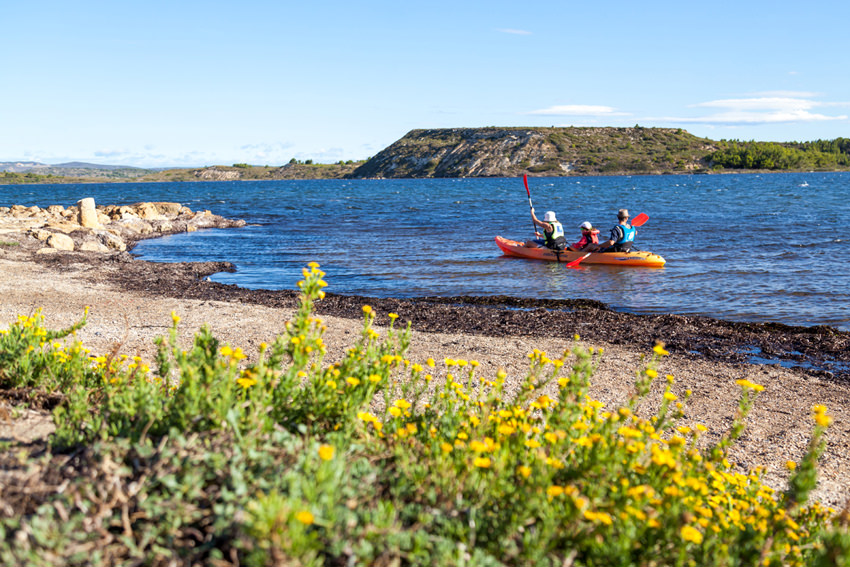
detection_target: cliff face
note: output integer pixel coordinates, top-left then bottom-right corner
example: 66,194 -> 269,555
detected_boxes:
349,127 -> 718,178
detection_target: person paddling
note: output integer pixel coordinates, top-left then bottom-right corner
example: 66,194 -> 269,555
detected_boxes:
568,221 -> 600,251
526,208 -> 567,251
598,208 -> 637,252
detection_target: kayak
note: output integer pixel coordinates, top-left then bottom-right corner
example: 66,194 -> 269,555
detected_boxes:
495,236 -> 666,267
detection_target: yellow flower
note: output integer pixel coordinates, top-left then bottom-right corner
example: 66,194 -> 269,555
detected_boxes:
653,343 -> 670,356
368,373 -> 382,383
388,407 -> 402,418
318,444 -> 334,461
362,305 -> 373,314
346,377 -> 360,387
583,510 -> 613,525
517,465 -> 532,478
645,368 -> 658,379
394,399 -> 412,410
236,377 -> 257,389
680,525 -> 704,544
663,391 -> 678,402
441,442 -> 453,453
295,510 -> 315,525
220,345 -> 234,357
473,457 -> 491,468
388,312 -> 399,320
786,460 -> 797,471
813,412 -> 832,427
736,379 -> 765,392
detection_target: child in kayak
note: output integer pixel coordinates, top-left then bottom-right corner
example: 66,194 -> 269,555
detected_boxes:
568,221 -> 600,251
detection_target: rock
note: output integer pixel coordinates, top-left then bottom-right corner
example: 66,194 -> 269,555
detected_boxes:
30,229 -> 52,242
98,231 -> 127,251
152,202 -> 183,216
117,217 -> 154,235
79,241 -> 110,253
47,233 -> 75,251
135,202 -> 165,221
77,198 -> 100,228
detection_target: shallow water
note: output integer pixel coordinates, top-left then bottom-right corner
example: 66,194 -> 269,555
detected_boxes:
5,172 -> 848,331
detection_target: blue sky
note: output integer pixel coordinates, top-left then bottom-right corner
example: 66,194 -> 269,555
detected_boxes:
2,0 -> 848,168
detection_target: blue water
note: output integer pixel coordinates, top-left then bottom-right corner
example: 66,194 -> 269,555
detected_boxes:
4,172 -> 848,331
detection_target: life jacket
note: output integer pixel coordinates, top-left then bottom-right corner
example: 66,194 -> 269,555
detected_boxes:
572,229 -> 599,250
544,220 -> 567,251
609,224 -> 636,252
616,224 -> 636,244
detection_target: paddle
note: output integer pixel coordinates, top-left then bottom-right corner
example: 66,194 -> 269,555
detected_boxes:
523,174 -> 536,237
565,212 -> 650,269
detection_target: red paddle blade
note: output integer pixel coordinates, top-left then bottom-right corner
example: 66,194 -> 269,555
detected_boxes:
565,253 -> 591,268
631,212 -> 649,227
523,174 -> 530,195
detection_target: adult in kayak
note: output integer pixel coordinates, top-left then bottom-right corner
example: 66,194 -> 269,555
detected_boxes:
526,208 -> 567,251
598,208 -> 637,252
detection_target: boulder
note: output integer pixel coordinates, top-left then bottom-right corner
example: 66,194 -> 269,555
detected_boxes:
117,217 -> 154,235
135,202 -> 165,221
77,198 -> 100,228
99,231 -> 127,251
79,241 -> 110,253
152,202 -> 183,216
47,232 -> 75,251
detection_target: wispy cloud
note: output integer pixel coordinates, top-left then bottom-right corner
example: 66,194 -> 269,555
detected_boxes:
496,28 -> 531,35
660,95 -> 849,125
527,105 -> 630,117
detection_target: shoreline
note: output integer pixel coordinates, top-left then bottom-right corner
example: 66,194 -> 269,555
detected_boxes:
1,223 -> 849,509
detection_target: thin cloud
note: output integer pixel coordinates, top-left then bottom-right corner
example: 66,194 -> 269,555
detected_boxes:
496,28 -> 532,35
528,105 -> 630,117
654,95 -> 848,125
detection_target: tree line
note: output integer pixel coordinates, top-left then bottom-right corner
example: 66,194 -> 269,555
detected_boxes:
709,138 -> 850,170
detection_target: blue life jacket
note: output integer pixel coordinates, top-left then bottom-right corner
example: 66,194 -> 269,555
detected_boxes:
615,224 -> 636,244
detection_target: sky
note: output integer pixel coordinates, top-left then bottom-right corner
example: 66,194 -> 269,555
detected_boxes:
2,0 -> 849,168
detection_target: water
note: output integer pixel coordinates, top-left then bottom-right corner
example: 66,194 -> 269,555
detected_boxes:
3,172 -> 848,331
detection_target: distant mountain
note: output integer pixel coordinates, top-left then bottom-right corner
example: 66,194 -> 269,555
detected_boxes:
52,161 -> 147,171
1,161 -> 152,179
0,161 -> 46,173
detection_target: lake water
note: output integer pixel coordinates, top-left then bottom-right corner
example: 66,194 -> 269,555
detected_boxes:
4,172 -> 848,331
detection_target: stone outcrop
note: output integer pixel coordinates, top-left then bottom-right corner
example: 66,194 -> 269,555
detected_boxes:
0,200 -> 246,255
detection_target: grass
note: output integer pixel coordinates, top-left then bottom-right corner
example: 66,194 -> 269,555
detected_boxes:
0,264 -> 848,566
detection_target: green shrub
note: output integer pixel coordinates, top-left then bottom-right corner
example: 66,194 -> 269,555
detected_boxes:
0,265 -> 846,566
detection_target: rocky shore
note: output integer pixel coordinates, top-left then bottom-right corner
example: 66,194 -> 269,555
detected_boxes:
1,201 -> 849,509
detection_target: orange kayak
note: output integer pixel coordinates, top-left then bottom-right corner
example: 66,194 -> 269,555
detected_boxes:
495,236 -> 666,267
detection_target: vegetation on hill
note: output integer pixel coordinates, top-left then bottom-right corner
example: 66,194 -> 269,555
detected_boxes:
709,138 -> 850,170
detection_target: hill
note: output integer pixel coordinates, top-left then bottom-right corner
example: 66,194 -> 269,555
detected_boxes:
346,127 -> 850,178
348,126 -> 718,178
